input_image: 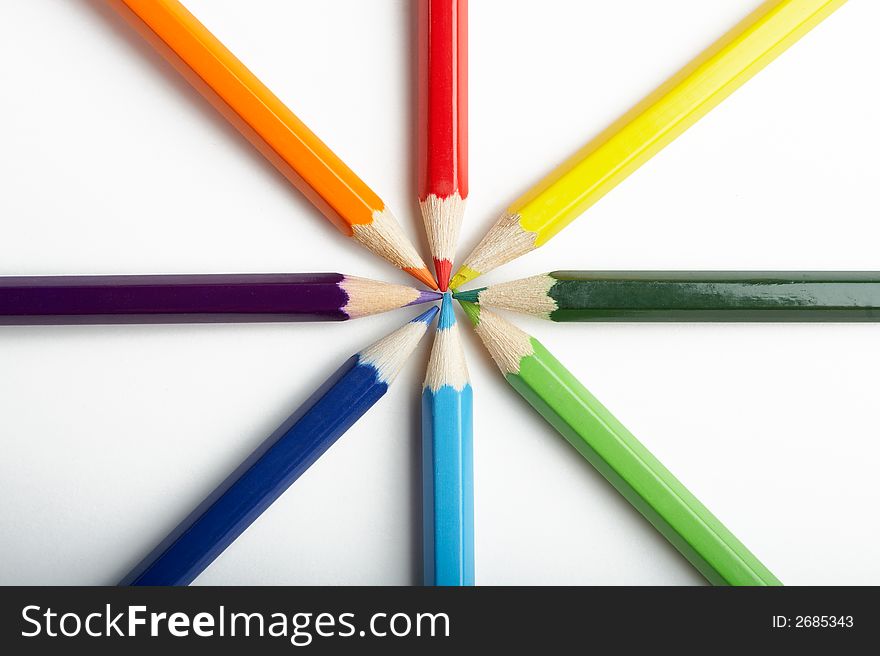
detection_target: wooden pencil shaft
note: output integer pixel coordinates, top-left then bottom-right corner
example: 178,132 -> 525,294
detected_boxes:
419,0 -> 468,290
0,273 -> 434,324
549,271 -> 880,321
512,0 -> 846,244
113,0 -> 437,288
506,338 -> 780,586
120,305 -> 437,585
422,384 -> 474,586
113,0 -> 382,234
463,300 -> 779,586
468,271 -> 880,322
120,355 -> 386,585
451,0 -> 846,289
418,0 -> 468,200
422,294 -> 474,585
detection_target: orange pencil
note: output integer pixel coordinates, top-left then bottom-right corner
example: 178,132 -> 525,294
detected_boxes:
111,0 -> 437,289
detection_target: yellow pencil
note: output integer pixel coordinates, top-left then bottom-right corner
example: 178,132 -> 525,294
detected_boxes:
450,0 -> 847,290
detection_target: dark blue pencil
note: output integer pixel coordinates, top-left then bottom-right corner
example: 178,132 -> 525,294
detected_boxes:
120,305 -> 439,586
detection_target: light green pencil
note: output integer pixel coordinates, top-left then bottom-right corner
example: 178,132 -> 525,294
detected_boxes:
459,301 -> 780,586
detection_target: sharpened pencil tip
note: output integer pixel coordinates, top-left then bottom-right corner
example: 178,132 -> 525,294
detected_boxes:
433,258 -> 452,292
411,304 -> 440,324
438,293 -> 456,330
458,301 -> 480,326
449,266 -> 480,291
410,290 -> 443,306
451,288 -> 483,303
405,266 -> 440,290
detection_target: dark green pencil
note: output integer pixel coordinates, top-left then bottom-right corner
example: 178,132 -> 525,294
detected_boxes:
453,272 -> 880,322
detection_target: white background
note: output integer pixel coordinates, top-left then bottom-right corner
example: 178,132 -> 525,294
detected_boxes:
1,0 -> 878,585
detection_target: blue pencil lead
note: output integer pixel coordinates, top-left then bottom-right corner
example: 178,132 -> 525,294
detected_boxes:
438,292 -> 456,330
411,304 -> 440,324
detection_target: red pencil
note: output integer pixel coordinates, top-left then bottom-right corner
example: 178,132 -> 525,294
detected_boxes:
418,0 -> 468,291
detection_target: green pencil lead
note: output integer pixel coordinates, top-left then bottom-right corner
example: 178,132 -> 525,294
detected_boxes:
451,288 -> 484,303
457,300 -> 481,326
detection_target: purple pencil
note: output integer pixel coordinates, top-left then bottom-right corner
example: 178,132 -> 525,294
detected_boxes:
0,273 -> 441,325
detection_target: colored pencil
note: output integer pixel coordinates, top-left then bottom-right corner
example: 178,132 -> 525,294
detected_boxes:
449,0 -> 847,289
0,273 -> 440,325
419,0 -> 468,291
455,271 -> 880,322
460,302 -> 781,586
120,305 -> 439,586
111,0 -> 437,289
422,293 -> 474,585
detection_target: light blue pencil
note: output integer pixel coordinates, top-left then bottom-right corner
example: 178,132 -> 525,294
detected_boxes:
422,293 -> 474,586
